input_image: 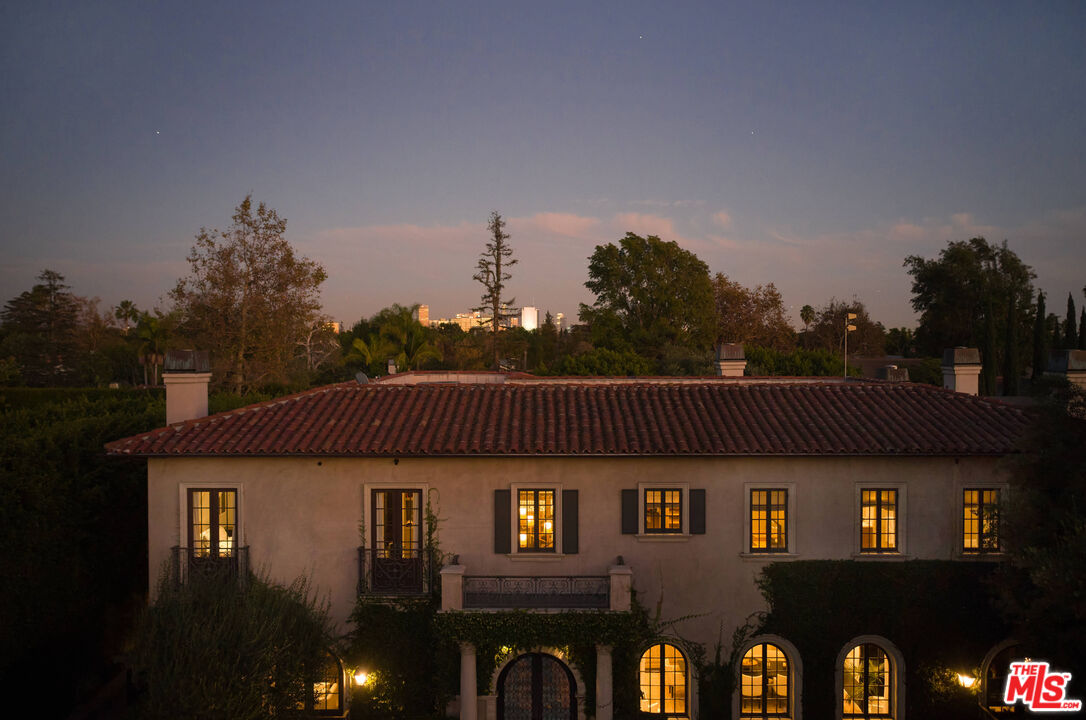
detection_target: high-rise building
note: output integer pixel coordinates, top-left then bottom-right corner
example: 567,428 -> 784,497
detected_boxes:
555,312 -> 566,332
414,305 -> 429,327
521,306 -> 538,331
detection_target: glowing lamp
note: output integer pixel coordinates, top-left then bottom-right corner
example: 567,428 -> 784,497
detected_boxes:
957,673 -> 976,689
354,670 -> 369,686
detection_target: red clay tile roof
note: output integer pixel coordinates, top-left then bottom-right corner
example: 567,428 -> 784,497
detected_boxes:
104,379 -> 1029,457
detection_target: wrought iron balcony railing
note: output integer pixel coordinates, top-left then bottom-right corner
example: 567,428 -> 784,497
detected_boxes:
357,546 -> 437,596
169,546 -> 250,588
462,575 -> 610,609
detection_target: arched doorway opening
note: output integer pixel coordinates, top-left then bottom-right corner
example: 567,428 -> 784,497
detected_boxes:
497,652 -> 577,720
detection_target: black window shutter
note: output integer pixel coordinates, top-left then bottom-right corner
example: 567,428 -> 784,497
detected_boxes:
690,489 -> 706,534
621,489 -> 638,534
563,490 -> 579,554
494,489 -> 511,554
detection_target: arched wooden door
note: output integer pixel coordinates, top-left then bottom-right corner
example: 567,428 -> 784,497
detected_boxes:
497,652 -> 576,720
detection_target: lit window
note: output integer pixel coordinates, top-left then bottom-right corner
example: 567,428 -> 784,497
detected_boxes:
741,642 -> 790,719
518,489 -> 555,552
750,490 -> 788,553
860,489 -> 897,553
370,489 -> 424,592
843,644 -> 892,718
188,488 -> 236,559
297,653 -> 345,716
963,489 -> 1000,552
645,489 -> 683,534
639,642 -> 688,718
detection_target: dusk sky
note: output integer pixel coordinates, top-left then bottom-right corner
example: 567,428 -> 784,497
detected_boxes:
2,1 -> 1084,329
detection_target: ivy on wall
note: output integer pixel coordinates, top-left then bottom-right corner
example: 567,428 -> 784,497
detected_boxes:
752,560 -> 1009,720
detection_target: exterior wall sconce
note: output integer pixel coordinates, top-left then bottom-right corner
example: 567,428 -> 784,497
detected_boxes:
957,673 -> 977,689
354,670 -> 370,686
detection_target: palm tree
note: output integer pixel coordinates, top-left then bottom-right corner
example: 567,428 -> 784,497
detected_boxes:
114,300 -> 139,335
799,305 -> 815,348
379,305 -> 442,371
396,323 -> 442,371
347,333 -> 390,374
137,314 -> 167,385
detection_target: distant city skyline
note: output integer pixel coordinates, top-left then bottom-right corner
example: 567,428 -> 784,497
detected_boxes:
3,2 -> 1084,331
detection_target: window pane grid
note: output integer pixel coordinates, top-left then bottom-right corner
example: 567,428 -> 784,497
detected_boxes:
189,489 -> 236,559
740,643 -> 790,719
843,644 -> 892,718
963,488 -> 1000,552
645,489 -> 682,534
640,643 -> 687,717
518,489 -> 555,551
861,489 -> 897,553
751,490 -> 788,553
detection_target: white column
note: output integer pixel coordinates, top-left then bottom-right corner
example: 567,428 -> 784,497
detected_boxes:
460,642 -> 477,720
596,644 -> 613,720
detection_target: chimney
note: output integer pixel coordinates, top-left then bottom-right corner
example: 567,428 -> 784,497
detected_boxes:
387,358 -> 397,375
163,350 -> 211,424
1046,349 -> 1086,390
942,347 -> 981,395
715,343 -> 747,377
876,364 -> 910,382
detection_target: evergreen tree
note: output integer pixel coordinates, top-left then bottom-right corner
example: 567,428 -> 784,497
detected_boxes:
1064,293 -> 1078,350
1003,294 -> 1019,395
472,211 -> 517,369
1032,291 -> 1047,379
1079,308 -> 1085,350
982,301 -> 998,395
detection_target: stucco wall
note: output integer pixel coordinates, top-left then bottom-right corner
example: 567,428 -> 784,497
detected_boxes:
147,454 -> 1006,646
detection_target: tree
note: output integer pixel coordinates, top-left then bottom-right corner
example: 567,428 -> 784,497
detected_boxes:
129,568 -> 336,720
0,269 -> 81,385
473,211 -> 517,369
1032,291 -> 1047,379
982,300 -> 997,395
1079,307 -> 1085,350
296,319 -> 341,372
1003,294 -> 1019,395
114,299 -> 139,335
1064,293 -> 1078,350
579,233 -> 717,365
800,305 -> 815,334
171,196 -> 327,393
998,383 -> 1086,679
136,312 -> 170,386
905,238 -> 1034,381
808,298 -> 885,357
712,274 -> 796,352
377,304 -> 441,371
885,327 -> 915,358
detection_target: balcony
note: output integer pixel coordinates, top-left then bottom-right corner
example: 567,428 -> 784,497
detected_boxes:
463,575 -> 609,609
169,545 -> 250,587
440,563 -> 633,612
357,546 -> 438,596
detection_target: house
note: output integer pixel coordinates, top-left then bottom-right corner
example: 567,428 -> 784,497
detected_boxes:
107,349 -> 1031,720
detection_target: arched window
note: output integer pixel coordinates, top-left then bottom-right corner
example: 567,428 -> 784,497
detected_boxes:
639,642 -> 688,718
297,653 -> 346,717
741,642 -> 791,719
842,643 -> 892,718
